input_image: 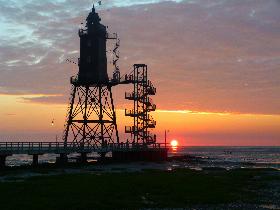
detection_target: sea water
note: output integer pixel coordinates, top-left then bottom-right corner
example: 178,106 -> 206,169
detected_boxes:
5,146 -> 280,169
170,146 -> 280,169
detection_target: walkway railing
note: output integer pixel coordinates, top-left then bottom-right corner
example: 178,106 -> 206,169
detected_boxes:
0,142 -> 167,155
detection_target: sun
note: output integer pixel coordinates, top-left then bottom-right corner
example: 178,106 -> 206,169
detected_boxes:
170,139 -> 178,147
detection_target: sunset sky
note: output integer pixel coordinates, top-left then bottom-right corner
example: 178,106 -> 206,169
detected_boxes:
0,0 -> 279,146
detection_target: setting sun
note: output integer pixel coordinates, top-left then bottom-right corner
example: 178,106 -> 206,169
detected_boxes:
170,140 -> 178,147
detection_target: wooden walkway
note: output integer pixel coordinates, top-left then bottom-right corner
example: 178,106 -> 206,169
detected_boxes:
0,142 -> 168,167
0,142 -> 165,155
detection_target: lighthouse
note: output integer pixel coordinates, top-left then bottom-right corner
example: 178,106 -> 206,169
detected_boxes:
77,6 -> 108,85
63,5 -> 119,148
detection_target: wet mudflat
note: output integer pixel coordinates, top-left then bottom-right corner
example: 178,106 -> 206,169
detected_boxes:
0,164 -> 279,210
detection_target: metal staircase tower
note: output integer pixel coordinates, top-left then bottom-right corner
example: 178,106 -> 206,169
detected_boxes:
124,64 -> 157,144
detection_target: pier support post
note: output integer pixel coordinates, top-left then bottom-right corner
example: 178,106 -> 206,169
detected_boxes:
100,152 -> 106,162
0,155 -> 9,168
56,153 -> 68,165
32,154 -> 39,166
77,153 -> 87,163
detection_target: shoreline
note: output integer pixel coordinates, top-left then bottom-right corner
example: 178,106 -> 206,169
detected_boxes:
2,153 -> 280,171
0,154 -> 279,179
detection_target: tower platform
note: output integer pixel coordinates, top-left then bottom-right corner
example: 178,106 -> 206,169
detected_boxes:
112,148 -> 168,162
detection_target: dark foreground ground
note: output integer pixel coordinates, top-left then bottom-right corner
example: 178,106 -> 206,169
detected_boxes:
0,165 -> 279,210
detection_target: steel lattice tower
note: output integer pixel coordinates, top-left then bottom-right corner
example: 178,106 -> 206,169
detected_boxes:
63,83 -> 119,148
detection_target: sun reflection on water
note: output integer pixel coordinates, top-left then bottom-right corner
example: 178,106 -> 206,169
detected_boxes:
170,139 -> 179,152
172,146 -> 177,152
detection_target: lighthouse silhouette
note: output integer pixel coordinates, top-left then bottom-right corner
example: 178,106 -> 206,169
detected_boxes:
63,5 -> 119,149
78,6 -> 108,85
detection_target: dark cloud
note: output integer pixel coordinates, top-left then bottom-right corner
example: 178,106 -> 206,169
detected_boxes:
5,113 -> 16,116
0,0 -> 279,114
20,95 -> 65,104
